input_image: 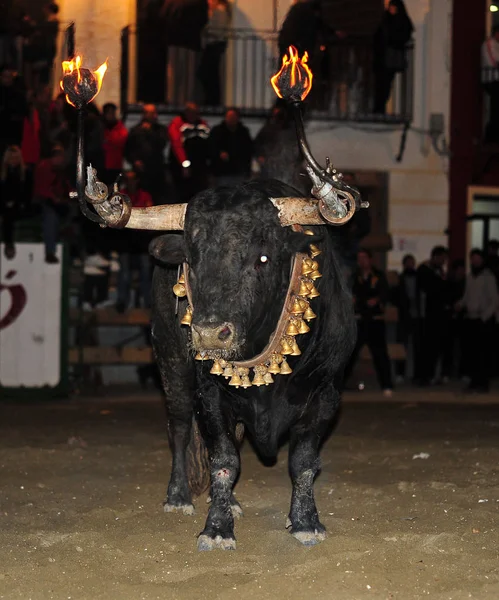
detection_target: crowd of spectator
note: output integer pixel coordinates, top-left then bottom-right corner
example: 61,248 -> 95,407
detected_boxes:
345,242 -> 499,395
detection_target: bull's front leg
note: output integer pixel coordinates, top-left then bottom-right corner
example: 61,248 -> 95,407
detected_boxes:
196,389 -> 240,551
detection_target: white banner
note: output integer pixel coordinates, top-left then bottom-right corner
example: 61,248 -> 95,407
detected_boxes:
0,243 -> 63,388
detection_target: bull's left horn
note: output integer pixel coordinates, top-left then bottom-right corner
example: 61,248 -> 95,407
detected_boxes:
270,196 -> 356,227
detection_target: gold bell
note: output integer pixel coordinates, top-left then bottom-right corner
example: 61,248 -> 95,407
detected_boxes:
303,306 -> 317,321
310,270 -> 322,280
178,273 -> 185,284
298,280 -> 311,297
291,339 -> 301,356
290,297 -> 304,315
263,372 -> 274,385
268,355 -> 281,374
310,260 -> 320,271
298,319 -> 310,334
195,352 -> 206,361
286,320 -> 300,336
303,230 -> 314,236
280,337 -> 293,355
223,365 -> 233,379
173,283 -> 186,298
301,259 -> 314,276
229,371 -> 243,387
299,298 -> 309,311
180,306 -> 192,326
280,358 -> 293,375
210,360 -> 224,375
252,368 -> 266,387
309,244 -> 322,257
307,284 -> 320,299
241,375 -> 252,389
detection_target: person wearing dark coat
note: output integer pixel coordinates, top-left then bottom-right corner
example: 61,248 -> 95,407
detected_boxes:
125,104 -> 168,204
0,66 -> 28,158
373,0 -> 414,114
209,108 -> 252,186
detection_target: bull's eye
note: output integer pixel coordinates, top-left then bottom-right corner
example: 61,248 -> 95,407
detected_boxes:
255,254 -> 270,270
260,255 -> 269,263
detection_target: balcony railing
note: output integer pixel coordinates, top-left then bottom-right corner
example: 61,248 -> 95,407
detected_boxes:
121,26 -> 414,124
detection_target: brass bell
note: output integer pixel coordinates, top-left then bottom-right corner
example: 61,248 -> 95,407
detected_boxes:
298,319 -> 310,334
252,368 -> 266,386
219,359 -> 227,368
286,320 -> 300,336
241,375 -> 252,389
298,280 -> 311,297
307,284 -> 320,299
263,372 -> 274,385
180,306 -> 192,326
310,270 -> 322,280
178,273 -> 186,284
280,337 -> 293,355
299,298 -> 309,311
210,360 -> 224,375
291,339 -> 301,356
229,371 -> 243,387
310,260 -> 320,271
223,365 -> 233,379
290,297 -> 304,315
303,306 -> 317,321
195,352 -> 206,361
268,355 -> 281,374
301,259 -> 314,276
280,358 -> 293,375
173,283 -> 187,298
303,229 -> 314,236
309,244 -> 322,257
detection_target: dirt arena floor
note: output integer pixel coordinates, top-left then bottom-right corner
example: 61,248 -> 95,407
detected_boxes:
1,390 -> 498,600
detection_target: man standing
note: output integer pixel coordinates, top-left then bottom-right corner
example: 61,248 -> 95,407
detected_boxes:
168,102 -> 210,202
482,25 -> 499,143
457,249 -> 499,392
125,104 -> 167,204
415,246 -> 448,385
209,108 -> 252,186
102,102 -> 128,188
344,248 -> 393,396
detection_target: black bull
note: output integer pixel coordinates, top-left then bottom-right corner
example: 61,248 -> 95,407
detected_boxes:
148,180 -> 356,550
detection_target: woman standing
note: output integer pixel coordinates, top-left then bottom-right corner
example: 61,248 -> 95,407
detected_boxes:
373,0 -> 414,115
198,0 -> 231,106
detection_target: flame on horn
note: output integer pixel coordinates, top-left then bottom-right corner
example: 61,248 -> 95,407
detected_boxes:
270,46 -> 313,102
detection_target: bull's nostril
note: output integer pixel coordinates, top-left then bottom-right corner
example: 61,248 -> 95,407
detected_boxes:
218,326 -> 232,342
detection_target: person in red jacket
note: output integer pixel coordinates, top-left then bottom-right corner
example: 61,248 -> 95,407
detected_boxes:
102,102 -> 128,187
168,102 -> 210,202
21,92 -> 41,172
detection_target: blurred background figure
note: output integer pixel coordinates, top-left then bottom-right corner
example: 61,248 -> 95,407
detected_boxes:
209,108 -> 252,186
481,25 -> 499,143
126,103 -> 167,204
373,0 -> 414,114
344,248 -> 394,397
23,2 -> 59,89
198,0 -> 231,106
456,249 -> 499,393
442,258 -> 467,382
102,102 -> 128,188
0,145 -> 30,259
168,102 -> 210,202
0,65 -> 28,159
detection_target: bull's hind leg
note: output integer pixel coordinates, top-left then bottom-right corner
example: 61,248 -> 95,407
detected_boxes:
197,389 -> 240,551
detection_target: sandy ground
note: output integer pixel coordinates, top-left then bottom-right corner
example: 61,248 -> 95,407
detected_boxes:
0,391 -> 498,600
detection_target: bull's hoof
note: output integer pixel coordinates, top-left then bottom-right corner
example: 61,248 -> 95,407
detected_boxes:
197,534 -> 236,551
163,502 -> 195,516
286,518 -> 326,546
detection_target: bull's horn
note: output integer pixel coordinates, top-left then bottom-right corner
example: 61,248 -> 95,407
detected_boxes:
270,196 -> 356,227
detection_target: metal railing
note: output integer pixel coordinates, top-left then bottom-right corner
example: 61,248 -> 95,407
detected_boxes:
122,26 -> 414,123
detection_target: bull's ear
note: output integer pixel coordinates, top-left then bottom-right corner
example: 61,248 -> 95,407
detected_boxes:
286,231 -> 323,254
149,234 -> 186,265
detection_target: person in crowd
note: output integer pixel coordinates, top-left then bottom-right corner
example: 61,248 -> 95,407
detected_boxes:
254,102 -> 306,193
344,248 -> 394,396
392,254 -> 419,383
125,103 -> 168,204
115,171 -> 154,313
485,238 -> 499,284
0,65 -> 28,158
21,90 -> 41,175
102,102 -> 128,188
209,108 -> 252,186
168,102 -> 210,202
442,258 -> 467,381
0,145 -> 30,259
198,0 -> 231,106
481,25 -> 499,143
24,2 -> 59,88
415,245 -> 448,386
33,143 -> 71,264
456,249 -> 499,392
373,0 -> 414,114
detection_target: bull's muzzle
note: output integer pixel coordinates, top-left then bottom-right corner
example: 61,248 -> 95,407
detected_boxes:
191,322 -> 237,352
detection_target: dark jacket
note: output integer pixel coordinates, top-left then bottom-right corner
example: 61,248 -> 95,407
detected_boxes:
168,115 -> 210,172
278,0 -> 334,57
416,262 -> 447,320
392,268 -> 418,322
0,83 -> 28,146
373,0 -> 414,72
125,120 -> 168,176
209,121 -> 253,177
352,268 -> 389,319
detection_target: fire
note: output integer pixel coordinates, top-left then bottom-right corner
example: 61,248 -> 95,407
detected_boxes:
271,46 -> 313,102
60,55 -> 108,108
